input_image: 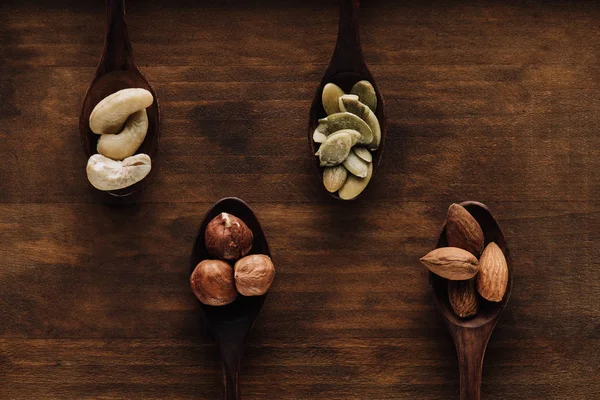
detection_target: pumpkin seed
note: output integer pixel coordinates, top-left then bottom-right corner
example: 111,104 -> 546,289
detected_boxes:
312,123 -> 328,143
353,147 -> 373,163
323,165 -> 348,193
316,130 -> 358,166
338,162 -> 373,200
343,151 -> 369,178
365,109 -> 381,150
319,112 -> 373,145
322,83 -> 345,115
351,80 -> 377,112
339,95 -> 369,119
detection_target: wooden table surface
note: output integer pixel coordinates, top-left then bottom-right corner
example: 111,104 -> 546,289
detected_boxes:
1,0 -> 599,399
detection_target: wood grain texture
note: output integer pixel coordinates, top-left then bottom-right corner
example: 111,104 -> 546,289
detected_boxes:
1,0 -> 599,398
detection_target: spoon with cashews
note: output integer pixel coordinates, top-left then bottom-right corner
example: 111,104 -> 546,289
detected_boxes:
79,0 -> 160,197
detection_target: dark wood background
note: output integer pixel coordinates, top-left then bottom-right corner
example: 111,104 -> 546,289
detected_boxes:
1,0 -> 599,398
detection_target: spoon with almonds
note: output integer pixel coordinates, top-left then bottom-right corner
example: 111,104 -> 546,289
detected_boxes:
429,201 -> 513,400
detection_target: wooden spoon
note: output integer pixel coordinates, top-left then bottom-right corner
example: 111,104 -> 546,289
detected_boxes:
190,198 -> 271,400
429,201 -> 513,400
79,0 -> 160,197
308,0 -> 386,200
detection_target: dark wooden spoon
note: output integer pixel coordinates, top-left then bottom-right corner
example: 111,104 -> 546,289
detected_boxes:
429,201 -> 513,400
190,198 -> 271,400
308,0 -> 386,200
79,0 -> 160,197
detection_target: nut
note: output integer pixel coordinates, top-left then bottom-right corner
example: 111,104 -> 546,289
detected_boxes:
445,203 -> 484,256
316,129 -> 360,167
338,162 -> 373,200
338,94 -> 369,119
343,150 -> 369,178
86,153 -> 151,191
234,254 -> 275,296
364,109 -> 381,151
448,279 -> 479,318
351,80 -> 377,112
323,165 -> 348,193
205,213 -> 253,260
190,259 -> 237,306
322,83 -> 345,115
318,112 -> 373,145
476,242 -> 508,302
353,147 -> 372,163
97,109 -> 148,160
313,123 -> 328,143
89,88 -> 153,135
419,247 -> 479,280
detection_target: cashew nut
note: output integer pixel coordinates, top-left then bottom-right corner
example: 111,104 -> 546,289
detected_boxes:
97,109 -> 148,160
89,88 -> 153,135
86,153 -> 151,191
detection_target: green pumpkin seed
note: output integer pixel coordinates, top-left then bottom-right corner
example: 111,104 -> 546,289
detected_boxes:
338,94 -> 358,112
319,112 -> 373,145
313,123 -> 328,143
322,83 -> 345,115
365,110 -> 381,150
343,151 -> 369,178
323,165 -> 348,193
314,129 -> 360,150
316,130 -> 358,166
353,147 -> 373,163
339,95 -> 369,119
351,80 -> 377,112
339,163 -> 373,200
338,129 -> 361,146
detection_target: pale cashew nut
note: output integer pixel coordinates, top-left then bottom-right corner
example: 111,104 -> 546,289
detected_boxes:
97,109 -> 148,160
89,88 -> 153,135
86,153 -> 152,191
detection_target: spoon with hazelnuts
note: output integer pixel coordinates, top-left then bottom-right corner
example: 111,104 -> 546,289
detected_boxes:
189,197 -> 275,400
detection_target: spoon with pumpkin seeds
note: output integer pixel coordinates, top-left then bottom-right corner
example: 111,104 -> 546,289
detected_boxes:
311,79 -> 382,200
308,0 -> 386,200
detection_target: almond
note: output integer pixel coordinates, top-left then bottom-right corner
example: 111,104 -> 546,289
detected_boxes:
420,247 -> 479,280
445,203 -> 484,256
476,242 -> 508,302
448,279 -> 479,318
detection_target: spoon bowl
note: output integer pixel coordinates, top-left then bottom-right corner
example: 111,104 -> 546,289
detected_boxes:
430,201 -> 512,399
190,197 -> 270,400
79,0 -> 160,197
308,0 -> 386,200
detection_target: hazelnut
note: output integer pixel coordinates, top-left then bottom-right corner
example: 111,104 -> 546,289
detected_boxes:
234,254 -> 275,296
190,259 -> 238,306
205,212 -> 253,260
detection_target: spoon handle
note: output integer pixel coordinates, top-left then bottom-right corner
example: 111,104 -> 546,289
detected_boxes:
332,0 -> 365,70
99,0 -> 135,73
452,325 -> 494,400
221,345 -> 242,400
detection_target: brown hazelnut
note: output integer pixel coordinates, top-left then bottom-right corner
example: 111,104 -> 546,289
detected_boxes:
205,212 -> 253,260
190,259 -> 238,306
234,254 -> 275,296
